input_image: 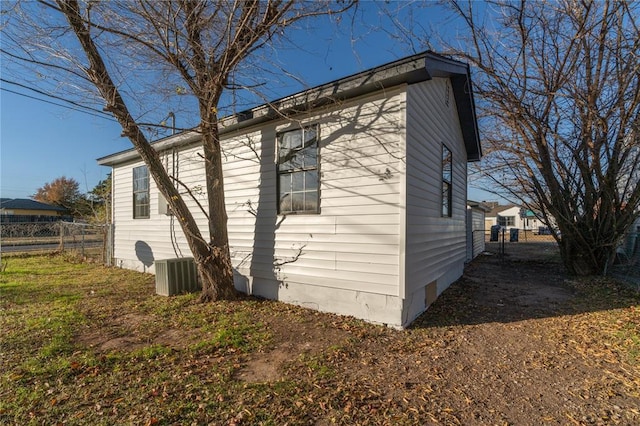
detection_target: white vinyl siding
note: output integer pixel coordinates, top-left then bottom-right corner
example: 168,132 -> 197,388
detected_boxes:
225,89 -> 405,297
111,145 -> 209,271
111,89 -> 405,298
404,78 -> 468,298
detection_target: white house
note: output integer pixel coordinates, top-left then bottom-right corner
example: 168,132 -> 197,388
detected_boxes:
98,52 -> 482,328
485,204 -> 545,231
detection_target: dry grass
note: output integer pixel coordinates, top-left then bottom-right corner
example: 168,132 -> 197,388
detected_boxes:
1,251 -> 639,425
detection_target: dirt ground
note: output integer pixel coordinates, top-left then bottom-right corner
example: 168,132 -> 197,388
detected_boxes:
73,242 -> 640,425
237,242 -> 640,425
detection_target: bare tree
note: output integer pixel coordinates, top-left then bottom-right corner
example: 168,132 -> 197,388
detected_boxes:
441,0 -> 640,275
1,0 -> 354,300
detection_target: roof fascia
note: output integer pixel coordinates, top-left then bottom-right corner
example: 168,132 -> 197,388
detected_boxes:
97,131 -> 201,166
97,52 -> 481,166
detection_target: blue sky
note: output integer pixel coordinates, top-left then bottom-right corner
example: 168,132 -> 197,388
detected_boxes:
0,90 -> 127,197
0,2 -> 494,201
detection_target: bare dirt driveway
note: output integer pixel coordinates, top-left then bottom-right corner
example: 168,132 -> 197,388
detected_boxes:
236,242 -> 640,425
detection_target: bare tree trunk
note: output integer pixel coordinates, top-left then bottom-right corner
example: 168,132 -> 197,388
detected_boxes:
196,253 -> 236,301
557,231 -> 612,276
57,0 -> 236,299
199,117 -> 236,301
22,0 -> 353,299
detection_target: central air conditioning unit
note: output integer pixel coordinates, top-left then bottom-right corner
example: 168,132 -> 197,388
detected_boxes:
155,257 -> 201,296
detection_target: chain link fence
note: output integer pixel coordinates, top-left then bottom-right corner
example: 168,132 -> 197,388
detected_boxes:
481,227 -> 640,289
609,231 -> 640,289
483,227 -> 558,258
0,221 -> 112,265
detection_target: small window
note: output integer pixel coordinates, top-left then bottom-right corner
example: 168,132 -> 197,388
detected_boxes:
498,216 -> 515,227
277,126 -> 319,214
133,165 -> 150,219
442,144 -> 452,217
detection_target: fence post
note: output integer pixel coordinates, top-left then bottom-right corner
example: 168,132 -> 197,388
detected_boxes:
81,224 -> 85,257
105,224 -> 114,266
59,222 -> 64,251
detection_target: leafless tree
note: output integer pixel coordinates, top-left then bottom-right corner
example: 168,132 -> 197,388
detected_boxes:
1,0 -> 355,299
441,0 -> 640,275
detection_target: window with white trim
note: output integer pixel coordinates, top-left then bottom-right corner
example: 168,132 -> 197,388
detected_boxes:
277,126 -> 319,214
498,216 -> 516,227
133,165 -> 150,219
442,144 -> 452,217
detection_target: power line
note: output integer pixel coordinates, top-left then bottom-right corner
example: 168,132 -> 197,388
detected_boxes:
1,78 -> 111,116
0,79 -> 117,122
1,78 -> 195,133
1,87 -> 117,122
1,82 -> 187,133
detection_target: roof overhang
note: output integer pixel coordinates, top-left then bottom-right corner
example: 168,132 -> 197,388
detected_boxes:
0,198 -> 68,212
98,51 -> 481,166
467,200 -> 492,212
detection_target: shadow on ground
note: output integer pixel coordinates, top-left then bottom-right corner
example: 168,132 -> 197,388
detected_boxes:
412,241 -> 640,328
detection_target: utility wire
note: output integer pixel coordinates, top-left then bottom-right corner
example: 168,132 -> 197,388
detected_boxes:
0,78 -> 116,121
1,78 -> 108,115
1,80 -> 189,132
1,87 -> 116,122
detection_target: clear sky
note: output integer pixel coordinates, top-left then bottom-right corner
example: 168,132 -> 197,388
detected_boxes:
0,2 -> 495,202
0,90 -> 129,197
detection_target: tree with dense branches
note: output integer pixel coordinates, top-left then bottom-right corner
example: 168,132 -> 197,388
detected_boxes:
444,0 -> 640,275
2,0 -> 355,300
33,176 -> 83,214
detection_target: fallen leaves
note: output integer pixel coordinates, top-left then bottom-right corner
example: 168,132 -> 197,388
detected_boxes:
1,253 -> 640,425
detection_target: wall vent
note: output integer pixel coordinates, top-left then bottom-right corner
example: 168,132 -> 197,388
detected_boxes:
155,257 -> 200,296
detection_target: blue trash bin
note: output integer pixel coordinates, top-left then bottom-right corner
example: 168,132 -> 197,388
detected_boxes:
490,225 -> 501,242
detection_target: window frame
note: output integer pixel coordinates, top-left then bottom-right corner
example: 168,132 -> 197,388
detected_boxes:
276,125 -> 320,215
441,143 -> 453,218
498,216 -> 516,227
132,165 -> 150,219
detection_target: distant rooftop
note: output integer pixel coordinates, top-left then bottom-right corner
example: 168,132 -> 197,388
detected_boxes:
0,198 -> 67,212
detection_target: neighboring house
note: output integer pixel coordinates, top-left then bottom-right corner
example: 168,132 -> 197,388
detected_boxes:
466,200 -> 491,262
485,203 -> 544,231
0,198 -> 69,223
98,52 -> 482,328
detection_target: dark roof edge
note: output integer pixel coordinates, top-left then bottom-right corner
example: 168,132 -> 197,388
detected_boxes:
98,51 -> 481,166
0,198 -> 68,212
97,131 -> 201,166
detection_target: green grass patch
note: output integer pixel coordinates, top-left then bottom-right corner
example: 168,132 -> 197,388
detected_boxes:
1,253 -> 639,426
616,320 -> 640,363
0,254 -> 274,425
130,344 -> 174,360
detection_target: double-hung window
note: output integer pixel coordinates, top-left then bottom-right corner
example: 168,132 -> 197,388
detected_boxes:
498,216 -> 515,227
277,126 -> 319,214
442,144 -> 452,217
133,165 -> 150,219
